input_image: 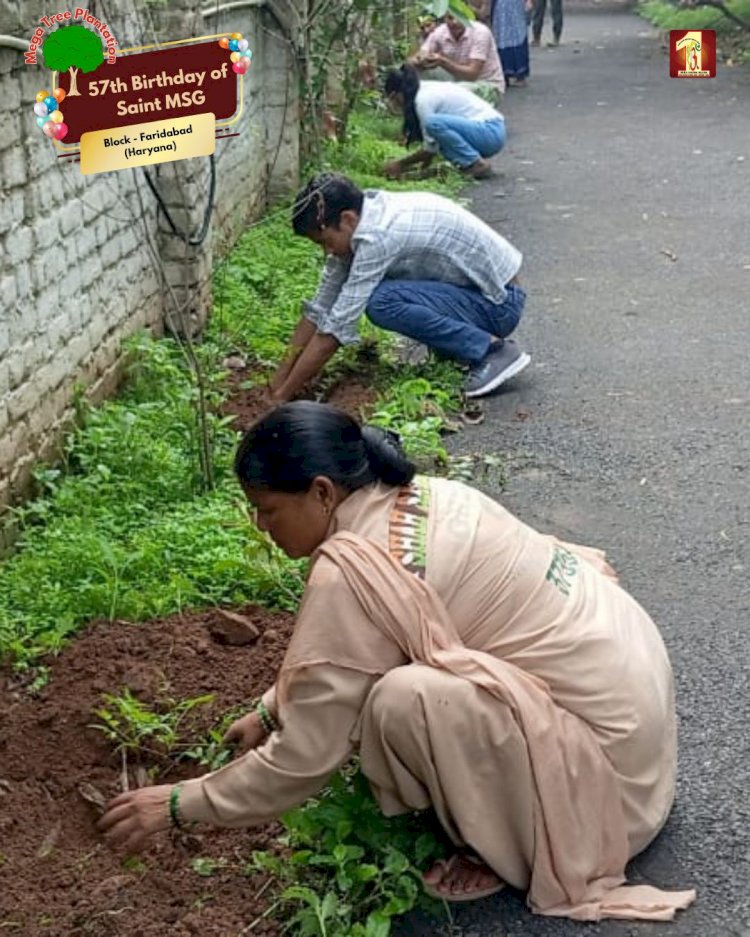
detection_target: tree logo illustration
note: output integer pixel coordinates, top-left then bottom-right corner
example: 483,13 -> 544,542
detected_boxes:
42,25 -> 104,96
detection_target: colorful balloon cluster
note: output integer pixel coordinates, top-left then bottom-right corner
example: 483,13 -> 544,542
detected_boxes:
33,88 -> 69,141
218,32 -> 252,74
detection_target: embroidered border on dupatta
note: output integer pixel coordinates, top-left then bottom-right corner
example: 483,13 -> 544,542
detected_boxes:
388,476 -> 430,579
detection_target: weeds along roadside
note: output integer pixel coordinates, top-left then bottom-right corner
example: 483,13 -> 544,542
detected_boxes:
637,0 -> 750,62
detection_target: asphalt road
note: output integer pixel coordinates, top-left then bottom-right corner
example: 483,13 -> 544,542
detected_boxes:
396,6 -> 750,936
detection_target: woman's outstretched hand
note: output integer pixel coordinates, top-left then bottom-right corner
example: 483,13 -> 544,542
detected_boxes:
98,785 -> 172,852
223,710 -> 266,755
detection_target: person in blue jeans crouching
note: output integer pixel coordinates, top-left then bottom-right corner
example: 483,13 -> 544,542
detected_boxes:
383,64 -> 504,180
265,172 -> 530,404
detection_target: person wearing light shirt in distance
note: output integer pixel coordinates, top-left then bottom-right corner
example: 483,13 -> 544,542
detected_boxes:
412,13 -> 505,103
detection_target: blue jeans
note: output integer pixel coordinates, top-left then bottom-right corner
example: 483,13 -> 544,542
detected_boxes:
424,115 -> 506,168
367,280 -> 525,365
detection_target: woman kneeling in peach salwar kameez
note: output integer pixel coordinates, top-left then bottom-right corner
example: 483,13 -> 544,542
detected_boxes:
101,401 -> 695,921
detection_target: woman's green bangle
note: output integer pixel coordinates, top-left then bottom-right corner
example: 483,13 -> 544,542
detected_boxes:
169,784 -> 184,830
256,700 -> 278,735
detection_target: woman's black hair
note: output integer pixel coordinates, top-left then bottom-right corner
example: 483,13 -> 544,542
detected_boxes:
291,173 -> 365,237
234,401 -> 416,493
384,64 -> 422,146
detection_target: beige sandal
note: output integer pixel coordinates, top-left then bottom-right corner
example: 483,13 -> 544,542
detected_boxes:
422,853 -> 506,902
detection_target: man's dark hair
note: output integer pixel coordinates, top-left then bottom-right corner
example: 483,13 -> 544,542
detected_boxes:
291,173 -> 365,237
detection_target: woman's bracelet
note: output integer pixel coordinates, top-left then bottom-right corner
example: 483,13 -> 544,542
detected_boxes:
256,699 -> 279,735
169,784 -> 184,830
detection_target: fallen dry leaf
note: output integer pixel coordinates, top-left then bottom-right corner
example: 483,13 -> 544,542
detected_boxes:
222,355 -> 247,370
134,765 -> 150,789
37,819 -> 62,858
78,782 -> 108,814
461,406 -> 485,426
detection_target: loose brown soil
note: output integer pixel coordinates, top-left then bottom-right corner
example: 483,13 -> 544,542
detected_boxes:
0,363 -> 385,935
0,606 -> 295,937
221,366 -> 379,433
324,378 -> 379,417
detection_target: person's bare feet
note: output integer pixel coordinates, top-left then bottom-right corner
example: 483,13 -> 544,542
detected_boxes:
422,853 -> 504,900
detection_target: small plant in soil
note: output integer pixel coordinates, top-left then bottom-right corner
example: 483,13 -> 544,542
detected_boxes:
180,705 -> 247,771
192,856 -> 229,877
91,688 -> 215,772
371,375 -> 454,464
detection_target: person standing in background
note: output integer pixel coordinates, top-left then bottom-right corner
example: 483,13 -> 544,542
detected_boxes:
531,0 -> 563,46
468,0 -> 492,23
492,0 -> 533,86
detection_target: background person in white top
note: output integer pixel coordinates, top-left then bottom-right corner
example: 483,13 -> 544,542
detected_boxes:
383,65 -> 505,180
265,173 -> 530,404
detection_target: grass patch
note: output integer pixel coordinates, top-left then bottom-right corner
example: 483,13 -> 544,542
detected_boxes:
638,0 -> 750,60
0,335 -> 305,669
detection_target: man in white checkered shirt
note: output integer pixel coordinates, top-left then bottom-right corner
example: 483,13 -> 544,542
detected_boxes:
267,173 -> 530,404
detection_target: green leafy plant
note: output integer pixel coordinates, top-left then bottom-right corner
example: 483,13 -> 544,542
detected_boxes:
180,705 -> 248,771
639,0 -> 750,33
423,0 -> 478,22
370,377 -> 459,465
249,768 -> 448,936
91,689 -> 215,768
192,856 -> 228,877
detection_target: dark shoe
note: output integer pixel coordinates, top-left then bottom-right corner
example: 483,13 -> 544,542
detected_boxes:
531,35 -> 541,46
465,340 -> 530,398
462,158 -> 493,179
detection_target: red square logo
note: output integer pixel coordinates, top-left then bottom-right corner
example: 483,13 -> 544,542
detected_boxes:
669,30 -> 716,78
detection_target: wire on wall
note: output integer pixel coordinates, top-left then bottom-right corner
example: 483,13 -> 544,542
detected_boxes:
141,156 -> 217,248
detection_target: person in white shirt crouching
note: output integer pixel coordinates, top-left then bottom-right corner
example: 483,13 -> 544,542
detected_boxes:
383,64 -> 504,181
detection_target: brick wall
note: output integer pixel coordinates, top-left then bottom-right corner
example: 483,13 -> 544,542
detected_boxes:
0,0 -> 300,520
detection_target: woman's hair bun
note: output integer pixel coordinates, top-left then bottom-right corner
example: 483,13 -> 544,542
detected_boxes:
361,425 -> 416,487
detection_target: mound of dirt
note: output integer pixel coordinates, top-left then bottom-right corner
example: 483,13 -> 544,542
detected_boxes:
0,606 -> 294,937
221,367 -> 379,433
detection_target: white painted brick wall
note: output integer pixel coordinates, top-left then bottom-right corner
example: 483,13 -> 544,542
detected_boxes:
0,0 -> 301,516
